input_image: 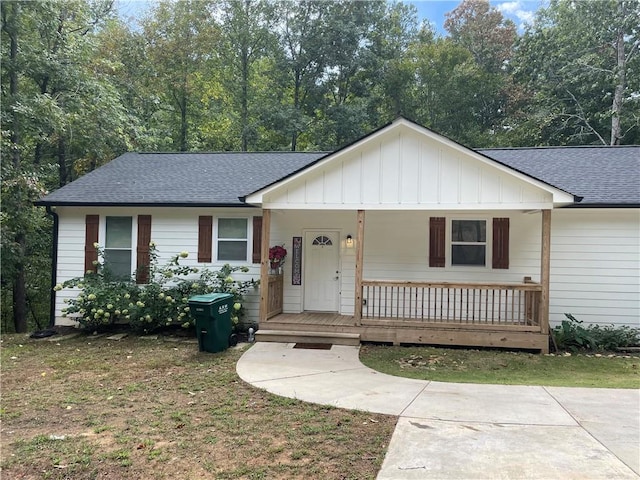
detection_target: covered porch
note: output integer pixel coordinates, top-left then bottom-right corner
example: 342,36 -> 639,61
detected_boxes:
246,119 -> 573,353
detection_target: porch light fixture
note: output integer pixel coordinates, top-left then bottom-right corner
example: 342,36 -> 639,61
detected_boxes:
345,234 -> 354,248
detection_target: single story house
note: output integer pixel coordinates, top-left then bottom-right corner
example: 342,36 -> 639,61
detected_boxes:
36,117 -> 639,352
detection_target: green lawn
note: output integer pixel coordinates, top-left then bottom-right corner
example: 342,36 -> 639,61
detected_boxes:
360,344 -> 640,388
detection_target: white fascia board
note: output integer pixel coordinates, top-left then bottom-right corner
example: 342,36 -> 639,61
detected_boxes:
259,201 -> 557,211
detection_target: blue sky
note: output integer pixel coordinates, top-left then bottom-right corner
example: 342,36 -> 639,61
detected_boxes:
410,0 -> 546,34
116,0 -> 547,35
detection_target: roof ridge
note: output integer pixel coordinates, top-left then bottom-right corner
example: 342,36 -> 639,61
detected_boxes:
479,145 -> 640,151
133,151 -> 330,155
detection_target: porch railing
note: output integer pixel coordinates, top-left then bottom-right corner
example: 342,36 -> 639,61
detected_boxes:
266,274 -> 284,319
361,279 -> 542,327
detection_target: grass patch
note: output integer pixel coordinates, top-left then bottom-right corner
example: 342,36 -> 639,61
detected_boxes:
1,334 -> 395,479
360,344 -> 640,388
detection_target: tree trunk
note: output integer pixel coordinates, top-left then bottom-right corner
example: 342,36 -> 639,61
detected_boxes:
13,234 -> 28,333
291,73 -> 301,151
241,52 -> 249,152
58,138 -> 68,186
6,2 -> 20,168
2,2 -> 28,333
180,89 -> 188,152
611,1 -> 626,145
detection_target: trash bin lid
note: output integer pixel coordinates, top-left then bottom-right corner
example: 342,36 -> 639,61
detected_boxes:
188,293 -> 233,305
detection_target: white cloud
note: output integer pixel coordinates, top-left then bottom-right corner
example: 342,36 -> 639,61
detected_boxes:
498,1 -> 522,14
495,0 -> 541,30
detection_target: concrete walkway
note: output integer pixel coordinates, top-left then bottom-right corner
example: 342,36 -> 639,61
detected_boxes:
236,342 -> 640,479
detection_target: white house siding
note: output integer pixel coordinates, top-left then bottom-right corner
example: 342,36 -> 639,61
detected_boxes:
270,209 -> 545,317
270,207 -> 640,329
550,209 -> 640,328
54,206 -> 262,327
270,210 -> 358,315
362,210 -> 541,284
55,206 -> 640,330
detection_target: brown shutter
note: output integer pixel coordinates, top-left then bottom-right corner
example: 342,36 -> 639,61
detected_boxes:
492,217 -> 510,269
429,217 -> 446,268
84,215 -> 100,274
198,216 -> 212,263
252,216 -> 263,264
136,215 -> 152,284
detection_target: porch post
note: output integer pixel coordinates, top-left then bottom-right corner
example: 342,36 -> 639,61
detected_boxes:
540,209 -> 551,348
354,209 -> 365,326
259,208 -> 271,323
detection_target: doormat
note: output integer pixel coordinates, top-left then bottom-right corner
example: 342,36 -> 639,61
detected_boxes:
293,343 -> 332,350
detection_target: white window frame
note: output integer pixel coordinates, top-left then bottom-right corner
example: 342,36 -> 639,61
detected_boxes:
102,216 -> 135,278
215,217 -> 249,263
448,217 -> 491,268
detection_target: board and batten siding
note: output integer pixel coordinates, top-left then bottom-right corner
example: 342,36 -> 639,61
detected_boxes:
54,206 -> 261,327
257,125 -> 564,210
549,209 -> 639,328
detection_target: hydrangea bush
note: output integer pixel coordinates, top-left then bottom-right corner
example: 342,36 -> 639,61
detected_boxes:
58,243 -> 258,334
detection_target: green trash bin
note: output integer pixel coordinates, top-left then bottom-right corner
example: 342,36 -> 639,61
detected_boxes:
188,293 -> 237,353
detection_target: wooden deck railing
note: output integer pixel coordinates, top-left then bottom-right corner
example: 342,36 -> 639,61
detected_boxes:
362,280 -> 542,327
266,274 -> 284,319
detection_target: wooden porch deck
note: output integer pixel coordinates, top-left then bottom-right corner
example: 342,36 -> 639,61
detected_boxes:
261,311 -> 549,351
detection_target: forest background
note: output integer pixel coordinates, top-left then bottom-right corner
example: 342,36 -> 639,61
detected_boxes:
2,0 -> 639,333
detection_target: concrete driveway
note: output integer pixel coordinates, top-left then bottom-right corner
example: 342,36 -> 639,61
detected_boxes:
236,342 -> 639,479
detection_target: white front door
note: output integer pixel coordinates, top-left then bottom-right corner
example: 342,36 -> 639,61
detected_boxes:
304,231 -> 340,311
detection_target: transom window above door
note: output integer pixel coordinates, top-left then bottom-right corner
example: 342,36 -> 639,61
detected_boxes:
312,235 -> 333,246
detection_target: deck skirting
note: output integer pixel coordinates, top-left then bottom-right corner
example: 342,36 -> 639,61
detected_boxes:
262,312 -> 549,352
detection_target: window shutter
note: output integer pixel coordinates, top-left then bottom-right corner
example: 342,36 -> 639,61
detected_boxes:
252,216 -> 262,264
492,217 -> 509,269
429,217 -> 446,268
198,216 -> 212,263
84,215 -> 99,274
136,215 -> 152,284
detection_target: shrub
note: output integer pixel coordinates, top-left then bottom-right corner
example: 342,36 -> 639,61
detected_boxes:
58,275 -> 138,331
59,243 -> 258,334
587,323 -> 640,351
552,314 -> 640,352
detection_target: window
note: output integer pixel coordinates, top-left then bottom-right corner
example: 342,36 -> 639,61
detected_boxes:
217,218 -> 248,261
104,216 -> 133,278
429,217 -> 509,269
312,235 -> 333,246
451,219 -> 486,266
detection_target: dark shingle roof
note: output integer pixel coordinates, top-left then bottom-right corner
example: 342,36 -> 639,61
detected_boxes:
36,152 -> 328,207
479,146 -> 640,206
36,146 -> 639,207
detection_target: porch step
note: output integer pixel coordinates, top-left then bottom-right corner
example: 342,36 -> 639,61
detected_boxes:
255,329 -> 361,346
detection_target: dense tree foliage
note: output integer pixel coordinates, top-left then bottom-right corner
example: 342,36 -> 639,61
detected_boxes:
2,0 -> 638,331
511,0 -> 640,145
